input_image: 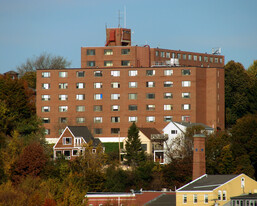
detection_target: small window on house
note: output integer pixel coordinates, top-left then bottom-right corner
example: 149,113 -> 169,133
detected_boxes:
166,52 -> 170,58
59,71 -> 68,78
111,116 -> 120,123
59,106 -> 68,112
111,128 -> 120,134
164,104 -> 173,110
146,81 -> 155,88
146,70 -> 155,76
94,117 -> 102,123
171,130 -> 177,134
111,82 -> 120,88
183,54 -> 187,60
42,83 -> 50,89
59,83 -> 68,89
59,94 -> 68,101
42,118 -> 50,123
199,56 -> 202,61
128,105 -> 137,111
160,51 -> 165,57
87,61 -> 95,67
146,93 -> 155,99
164,69 -> 173,76
59,117 -> 67,123
204,194 -> 208,203
146,104 -> 155,111
111,70 -> 120,76
94,94 -> 103,100
73,150 -> 78,156
76,94 -> 85,100
94,71 -> 102,77
121,49 -> 130,55
94,82 -> 103,88
241,177 -> 245,188
215,57 -> 219,63
164,81 -> 173,87
76,71 -> 85,77
129,82 -> 137,88
155,51 -> 159,57
104,49 -> 113,55
218,190 -> 222,200
111,105 -> 120,111
42,106 -> 50,112
182,116 -> 190,122
94,128 -> 102,134
129,116 -> 137,122
94,105 -> 102,112
204,56 -> 208,62
223,191 -> 226,201
210,57 -> 213,63
128,93 -> 137,100
164,116 -> 172,122
183,194 -> 187,203
63,137 -> 72,145
76,83 -> 85,89
42,72 -> 50,78
146,116 -> 155,122
76,106 -> 85,112
164,93 -> 173,99
182,104 -> 191,110
194,55 -> 197,61
177,53 -> 181,59
182,93 -> 190,98
182,81 -> 191,87
64,150 -> 71,159
181,69 -> 191,75
111,94 -> 120,100
193,194 -> 197,204
104,60 -> 113,67
121,60 -> 130,66
129,70 -> 138,76
188,54 -> 192,60
45,129 -> 50,135
76,117 -> 85,123
42,95 -> 51,101
86,49 -> 95,55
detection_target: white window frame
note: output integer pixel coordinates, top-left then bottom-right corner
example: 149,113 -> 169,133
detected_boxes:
204,194 -> 208,204
164,93 -> 173,99
42,72 -> 50,78
182,81 -> 191,87
146,104 -> 155,111
146,116 -> 155,122
129,82 -> 137,88
59,83 -> 68,89
42,95 -> 50,101
94,117 -> 102,123
146,70 -> 155,76
128,93 -> 137,100
129,116 -> 137,122
183,194 -> 187,204
146,81 -> 155,88
42,83 -> 50,89
182,104 -> 191,110
59,71 -> 68,78
63,137 -> 72,145
182,93 -> 190,98
164,116 -> 172,122
164,81 -> 173,87
164,104 -> 173,110
76,83 -> 85,89
76,106 -> 85,112
111,94 -> 120,100
76,117 -> 85,123
111,70 -> 120,77
94,82 -> 102,89
94,94 -> 103,100
59,106 -> 68,112
104,61 -> 113,67
76,94 -> 85,100
111,116 -> 120,123
164,69 -> 173,76
94,71 -> 102,77
42,106 -> 50,112
76,71 -> 85,77
193,194 -> 197,204
111,105 -> 120,111
182,116 -> 190,122
222,191 -> 226,201
59,94 -> 68,101
129,70 -> 138,76
104,49 -> 113,55
111,82 -> 120,88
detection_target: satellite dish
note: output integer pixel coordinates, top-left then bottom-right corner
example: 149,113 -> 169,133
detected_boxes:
212,48 -> 221,55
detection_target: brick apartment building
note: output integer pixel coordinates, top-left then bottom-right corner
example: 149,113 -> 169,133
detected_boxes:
36,27 -> 224,143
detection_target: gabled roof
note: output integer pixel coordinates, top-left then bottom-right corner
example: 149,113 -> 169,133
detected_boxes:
139,128 -> 161,140
176,122 -> 213,130
177,174 -> 238,191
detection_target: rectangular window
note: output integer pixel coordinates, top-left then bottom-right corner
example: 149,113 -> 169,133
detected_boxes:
164,93 -> 173,99
210,57 -> 213,63
94,117 -> 102,123
111,128 -> 120,134
160,51 -> 165,57
182,116 -> 190,122
59,117 -> 67,123
204,194 -> 208,203
59,106 -> 68,112
111,116 -> 120,123
45,129 -> 50,135
104,61 -> 113,67
182,81 -> 191,87
121,49 -> 130,55
73,150 -> 78,156
42,118 -> 50,123
121,60 -> 130,66
155,50 -> 159,57
181,69 -> 191,75
171,130 -> 177,134
59,71 -> 68,78
111,105 -> 120,111
164,116 -> 172,122
42,95 -> 50,101
104,49 -> 113,55
129,116 -> 137,122
164,69 -> 173,76
111,82 -> 120,88
182,104 -> 191,110
128,93 -> 137,100
63,137 -> 72,145
128,105 -> 137,111
94,94 -> 103,100
87,61 -> 95,67
194,55 -> 197,61
177,53 -> 181,59
218,190 -> 221,200
86,49 -> 95,55
193,194 -> 197,204
164,81 -> 173,87
146,81 -> 155,88
111,94 -> 120,100
146,70 -> 155,76
94,105 -> 102,112
166,52 -> 170,58
164,104 -> 173,110
129,70 -> 138,76
76,94 -> 85,100
146,116 -> 155,122
182,93 -> 190,98
129,82 -> 137,88
187,54 -> 191,60
183,194 -> 187,204
146,93 -> 155,99
76,106 -> 85,112
223,191 -> 226,201
204,56 -> 208,62
146,104 -> 155,111
42,83 -> 50,89
59,94 -> 68,101
110,71 -> 120,77
183,54 -> 187,60
94,128 -> 102,134
199,56 -> 202,61
76,71 -> 85,77
42,106 -> 50,112
76,83 -> 85,89
220,58 -> 223,63
94,82 -> 102,88
76,117 -> 85,123
215,57 -> 219,63
94,71 -> 102,77
42,72 -> 50,78
59,83 -> 68,89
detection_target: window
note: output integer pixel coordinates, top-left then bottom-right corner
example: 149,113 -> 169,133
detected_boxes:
183,194 -> 187,203
215,57 -> 219,63
146,104 -> 155,111
111,82 -> 120,88
45,129 -> 50,135
177,53 -> 181,59
146,81 -> 155,88
64,150 -> 71,159
182,116 -> 190,122
59,94 -> 68,101
94,82 -> 103,88
129,116 -> 137,122
111,105 -> 120,111
94,117 -> 102,123
194,55 -> 197,61
164,116 -> 172,122
146,93 -> 155,99
204,56 -> 208,62
183,54 -> 187,60
129,70 -> 138,76
193,194 -> 197,204
241,177 -> 245,188
59,71 -> 68,78
76,94 -> 85,100
128,105 -> 137,111
164,69 -> 173,76
63,137 -> 72,145
146,116 -> 155,122
111,128 -> 120,134
59,83 -> 68,89
166,52 -> 170,58
164,104 -> 173,110
94,94 -> 103,100
59,117 -> 67,123
210,57 -> 213,63
164,93 -> 173,99
204,194 -> 208,203
42,72 -> 50,77
73,150 -> 78,156
182,104 -> 191,110
76,71 -> 85,77
181,69 -> 191,75
121,60 -> 130,66
111,116 -> 120,123
220,58 -> 223,63
76,106 -> 85,112
188,54 -> 192,60
155,51 -> 159,57
94,105 -> 102,112
87,61 -> 95,67
129,82 -> 137,88
223,191 -> 226,201
104,49 -> 113,55
59,106 -> 68,112
182,81 -> 191,87
76,83 -> 85,89
94,128 -> 102,134
171,130 -> 177,134
164,81 -> 173,87
182,93 -> 190,98
128,93 -> 137,100
86,49 -> 95,55
199,56 -> 202,61
42,95 -> 50,101
111,94 -> 120,100
218,190 -> 222,200
76,117 -> 85,123
104,61 -> 113,67
121,49 -> 130,55
42,118 -> 50,123
42,106 -> 50,112
94,71 -> 102,77
146,70 -> 155,76
42,83 -> 50,89
160,51 -> 165,57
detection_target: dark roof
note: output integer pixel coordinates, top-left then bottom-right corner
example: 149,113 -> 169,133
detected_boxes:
175,122 -> 214,130
177,174 -> 238,191
139,128 -> 161,140
231,193 -> 257,200
147,193 -> 176,206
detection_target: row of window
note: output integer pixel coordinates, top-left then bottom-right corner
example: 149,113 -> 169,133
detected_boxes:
41,69 -> 190,78
86,48 -> 131,56
183,191 -> 226,204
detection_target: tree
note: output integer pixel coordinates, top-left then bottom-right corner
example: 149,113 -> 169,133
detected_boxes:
125,122 -> 146,167
247,60 -> 257,79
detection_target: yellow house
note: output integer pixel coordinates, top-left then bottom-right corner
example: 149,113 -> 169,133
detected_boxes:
176,174 -> 257,206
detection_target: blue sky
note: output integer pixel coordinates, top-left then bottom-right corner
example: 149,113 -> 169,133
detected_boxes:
1,0 -> 257,74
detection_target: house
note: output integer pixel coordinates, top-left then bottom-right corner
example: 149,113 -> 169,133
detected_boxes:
176,173 -> 257,206
53,126 -> 101,160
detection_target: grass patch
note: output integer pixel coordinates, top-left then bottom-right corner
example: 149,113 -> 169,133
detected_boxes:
102,142 -> 123,154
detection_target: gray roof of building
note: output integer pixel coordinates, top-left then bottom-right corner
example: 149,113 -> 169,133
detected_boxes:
231,193 -> 257,200
177,174 -> 238,191
146,194 -> 176,206
175,122 -> 214,130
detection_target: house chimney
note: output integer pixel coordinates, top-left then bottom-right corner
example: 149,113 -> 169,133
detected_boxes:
192,134 -> 206,180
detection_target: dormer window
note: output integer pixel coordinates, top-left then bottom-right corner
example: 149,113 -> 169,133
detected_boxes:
75,138 -> 82,146
63,137 -> 72,145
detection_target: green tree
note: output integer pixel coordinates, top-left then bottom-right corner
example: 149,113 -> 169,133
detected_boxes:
217,144 -> 235,174
247,60 -> 257,79
125,122 -> 146,167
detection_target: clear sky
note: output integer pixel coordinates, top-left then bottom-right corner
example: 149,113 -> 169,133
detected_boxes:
1,0 -> 257,74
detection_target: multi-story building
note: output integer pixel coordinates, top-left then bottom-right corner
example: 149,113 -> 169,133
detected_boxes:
36,27 -> 224,143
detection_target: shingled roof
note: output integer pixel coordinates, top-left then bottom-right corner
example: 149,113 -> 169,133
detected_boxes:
139,128 -> 161,140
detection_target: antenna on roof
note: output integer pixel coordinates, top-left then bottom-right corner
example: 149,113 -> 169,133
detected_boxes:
212,47 -> 221,55
118,10 -> 122,28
